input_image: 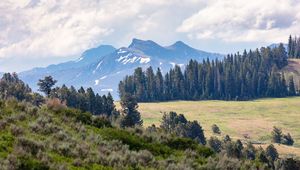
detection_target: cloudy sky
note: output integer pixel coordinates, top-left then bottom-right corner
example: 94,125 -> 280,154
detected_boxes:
1,0 -> 300,72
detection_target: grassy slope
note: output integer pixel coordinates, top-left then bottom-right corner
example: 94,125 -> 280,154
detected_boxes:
0,100 -> 215,169
118,97 -> 300,157
282,59 -> 300,90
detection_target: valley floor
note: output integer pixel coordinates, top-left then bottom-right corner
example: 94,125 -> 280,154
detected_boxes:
119,97 -> 300,157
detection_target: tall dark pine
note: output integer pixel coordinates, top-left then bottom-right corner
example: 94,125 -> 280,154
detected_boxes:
120,93 -> 143,127
37,76 -> 57,97
288,76 -> 296,96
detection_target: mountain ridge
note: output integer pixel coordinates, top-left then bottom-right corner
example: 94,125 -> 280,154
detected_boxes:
20,38 -> 224,98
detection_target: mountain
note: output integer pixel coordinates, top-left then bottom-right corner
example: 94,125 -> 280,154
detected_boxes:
20,39 -> 223,98
268,43 -> 288,50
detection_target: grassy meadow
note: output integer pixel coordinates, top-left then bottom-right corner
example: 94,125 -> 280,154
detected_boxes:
117,97 -> 300,157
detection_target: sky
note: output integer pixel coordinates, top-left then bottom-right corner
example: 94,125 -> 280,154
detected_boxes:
1,0 -> 300,72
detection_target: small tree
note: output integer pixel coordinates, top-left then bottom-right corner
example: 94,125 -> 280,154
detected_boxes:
266,144 -> 279,162
37,76 -> 57,97
208,137 -> 222,153
271,126 -> 282,143
224,135 -> 231,143
282,133 -> 294,146
211,124 -> 221,134
120,93 -> 143,127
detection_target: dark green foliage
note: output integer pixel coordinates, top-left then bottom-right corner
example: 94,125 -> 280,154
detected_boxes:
208,137 -> 222,153
120,93 -> 143,127
265,144 -> 279,162
243,143 -> 256,160
37,76 -> 57,96
224,140 -> 244,159
211,124 -> 221,134
224,135 -> 231,143
271,126 -> 294,146
288,76 -> 296,96
92,116 -> 112,128
271,126 -> 282,143
18,156 -> 50,170
276,158 -> 300,170
76,111 -> 92,125
50,85 -> 117,116
160,111 -> 206,145
99,128 -> 172,157
0,73 -> 35,103
119,45 -> 291,102
282,133 -> 294,146
288,35 -> 300,58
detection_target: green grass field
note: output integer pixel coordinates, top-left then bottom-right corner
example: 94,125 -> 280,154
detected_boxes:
117,97 -> 300,157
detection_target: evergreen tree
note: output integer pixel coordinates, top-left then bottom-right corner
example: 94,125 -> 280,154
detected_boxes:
37,76 -> 57,97
120,93 -> 143,127
272,126 -> 282,143
288,76 -> 296,96
266,144 -> 279,162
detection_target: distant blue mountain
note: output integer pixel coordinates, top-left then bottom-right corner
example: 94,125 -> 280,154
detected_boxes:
268,43 -> 288,51
20,39 -> 224,98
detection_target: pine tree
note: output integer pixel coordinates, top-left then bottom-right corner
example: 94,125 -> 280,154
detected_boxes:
37,76 -> 57,97
272,126 -> 282,143
146,66 -> 156,101
288,35 -> 293,57
155,68 -> 164,101
120,93 -> 143,127
288,76 -> 296,96
266,144 -> 279,162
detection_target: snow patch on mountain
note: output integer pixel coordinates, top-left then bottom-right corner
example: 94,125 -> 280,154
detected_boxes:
100,76 -> 107,80
93,61 -> 103,74
101,89 -> 113,92
140,57 -> 151,64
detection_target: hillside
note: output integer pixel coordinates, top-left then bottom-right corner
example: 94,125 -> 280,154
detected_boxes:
282,59 -> 300,90
0,99 -> 217,169
130,97 -> 300,157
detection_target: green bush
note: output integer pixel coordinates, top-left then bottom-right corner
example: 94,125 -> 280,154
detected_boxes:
92,117 -> 112,128
99,128 -> 172,157
18,156 -> 50,170
76,112 -> 92,125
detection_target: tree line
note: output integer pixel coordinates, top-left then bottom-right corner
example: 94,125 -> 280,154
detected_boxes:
288,35 -> 300,58
119,44 -> 297,102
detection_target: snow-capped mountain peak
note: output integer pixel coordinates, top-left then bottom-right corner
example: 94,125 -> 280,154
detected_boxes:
20,39 -> 224,98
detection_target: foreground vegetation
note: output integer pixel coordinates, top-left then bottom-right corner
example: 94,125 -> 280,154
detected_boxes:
1,73 -> 300,169
131,97 -> 300,156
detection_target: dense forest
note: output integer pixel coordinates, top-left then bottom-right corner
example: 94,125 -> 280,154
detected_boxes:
288,35 -> 300,58
119,43 -> 297,102
0,73 -> 299,169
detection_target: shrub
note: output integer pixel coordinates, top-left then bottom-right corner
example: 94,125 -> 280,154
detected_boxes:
10,125 -> 24,136
265,144 -> 278,162
99,128 -> 172,157
282,133 -> 294,146
92,116 -> 112,128
76,112 -> 92,125
0,120 -> 8,129
46,98 -> 66,112
211,124 -> 221,134
164,137 -> 198,150
208,137 -> 222,153
17,137 -> 44,155
18,156 -> 50,170
271,126 -> 282,143
224,135 -> 231,143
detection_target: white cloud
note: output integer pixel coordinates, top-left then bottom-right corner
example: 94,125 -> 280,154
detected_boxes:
0,0 -> 202,72
177,0 -> 300,43
0,0 -> 299,72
